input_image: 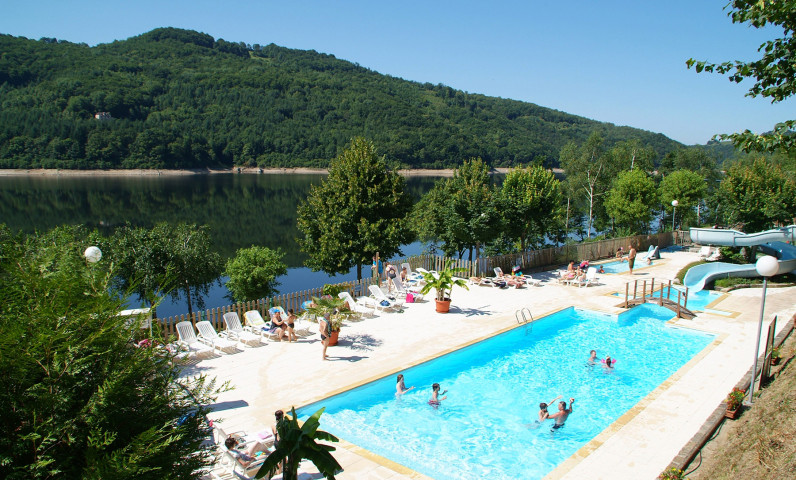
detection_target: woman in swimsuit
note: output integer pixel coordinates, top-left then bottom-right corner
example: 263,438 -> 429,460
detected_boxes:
285,309 -> 297,342
429,382 -> 447,407
271,311 -> 288,341
396,374 -> 414,395
319,313 -> 332,360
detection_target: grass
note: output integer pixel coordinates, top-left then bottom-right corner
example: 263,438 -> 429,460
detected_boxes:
675,260 -> 707,284
687,332 -> 796,479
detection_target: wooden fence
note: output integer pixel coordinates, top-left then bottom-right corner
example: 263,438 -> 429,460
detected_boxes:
156,254 -> 474,337
478,231 -> 676,276
156,233 -> 679,336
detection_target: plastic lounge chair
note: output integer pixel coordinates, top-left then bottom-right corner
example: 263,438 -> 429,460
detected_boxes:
391,276 -> 424,301
469,276 -> 495,287
698,246 -> 711,258
523,275 -> 542,287
175,321 -> 214,358
706,249 -> 721,262
401,262 -> 424,283
339,291 -> 375,317
211,425 -> 273,480
244,310 -> 282,342
223,312 -> 262,346
574,267 -> 597,288
368,285 -> 401,310
196,321 -> 239,354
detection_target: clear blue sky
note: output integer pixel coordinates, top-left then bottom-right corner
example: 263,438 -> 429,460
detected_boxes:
3,0 -> 793,145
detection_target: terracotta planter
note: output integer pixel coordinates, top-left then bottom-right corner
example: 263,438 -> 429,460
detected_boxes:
328,330 -> 339,346
435,299 -> 451,313
725,406 -> 741,419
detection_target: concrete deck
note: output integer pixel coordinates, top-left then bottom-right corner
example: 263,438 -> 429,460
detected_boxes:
188,250 -> 796,480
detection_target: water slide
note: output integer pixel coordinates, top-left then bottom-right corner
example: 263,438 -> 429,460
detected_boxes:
684,226 -> 796,292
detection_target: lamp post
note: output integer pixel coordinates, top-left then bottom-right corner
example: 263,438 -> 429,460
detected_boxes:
671,200 -> 678,232
748,255 -> 779,404
84,246 -> 102,263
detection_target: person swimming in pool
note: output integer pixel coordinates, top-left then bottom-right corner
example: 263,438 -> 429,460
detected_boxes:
588,349 -> 598,364
429,383 -> 447,407
396,374 -> 414,395
548,398 -> 574,430
538,395 -> 562,422
603,356 -> 615,369
598,265 -> 605,274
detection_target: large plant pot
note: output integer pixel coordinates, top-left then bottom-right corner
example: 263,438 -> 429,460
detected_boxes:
435,299 -> 451,313
328,330 -> 339,346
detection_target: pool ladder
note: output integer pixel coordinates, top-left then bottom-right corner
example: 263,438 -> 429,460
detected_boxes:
515,307 -> 533,329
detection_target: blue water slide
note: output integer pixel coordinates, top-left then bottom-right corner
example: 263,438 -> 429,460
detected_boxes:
684,226 -> 796,292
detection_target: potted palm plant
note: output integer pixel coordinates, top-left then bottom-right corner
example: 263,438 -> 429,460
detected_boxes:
304,295 -> 356,345
418,261 -> 470,313
256,406 -> 342,480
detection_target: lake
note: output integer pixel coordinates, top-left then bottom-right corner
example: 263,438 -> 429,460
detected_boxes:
0,173 -> 441,317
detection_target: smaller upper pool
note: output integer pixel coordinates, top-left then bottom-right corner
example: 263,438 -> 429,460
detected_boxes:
599,258 -> 654,274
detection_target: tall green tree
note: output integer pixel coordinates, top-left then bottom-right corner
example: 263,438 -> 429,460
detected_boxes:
608,138 -> 656,172
296,138 -> 414,280
0,225 -> 222,479
412,158 -> 500,259
499,166 -> 564,250
659,169 -> 708,229
224,246 -> 287,302
718,157 -> 796,232
604,169 -> 659,234
687,0 -> 796,154
559,132 -> 613,237
109,223 -> 223,316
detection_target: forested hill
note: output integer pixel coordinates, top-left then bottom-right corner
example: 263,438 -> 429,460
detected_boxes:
0,27 -> 682,170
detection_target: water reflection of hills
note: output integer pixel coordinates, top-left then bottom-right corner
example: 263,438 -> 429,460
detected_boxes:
0,174 -> 440,267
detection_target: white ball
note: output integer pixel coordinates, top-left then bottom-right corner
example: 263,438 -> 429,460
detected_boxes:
755,255 -> 778,277
84,246 -> 102,263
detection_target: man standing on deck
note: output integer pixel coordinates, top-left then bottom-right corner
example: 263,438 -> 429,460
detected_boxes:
627,245 -> 637,275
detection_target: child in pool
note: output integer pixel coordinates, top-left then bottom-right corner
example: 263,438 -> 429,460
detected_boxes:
429,383 -> 447,407
538,395 -> 562,421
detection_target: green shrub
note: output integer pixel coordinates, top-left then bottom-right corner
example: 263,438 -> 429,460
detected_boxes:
676,260 -> 707,283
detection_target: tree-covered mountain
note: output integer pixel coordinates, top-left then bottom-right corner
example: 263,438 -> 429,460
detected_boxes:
0,27 -> 682,170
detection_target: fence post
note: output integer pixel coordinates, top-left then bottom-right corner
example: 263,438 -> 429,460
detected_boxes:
625,283 -> 629,308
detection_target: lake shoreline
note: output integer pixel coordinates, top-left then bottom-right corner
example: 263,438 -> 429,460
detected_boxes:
0,167 -> 526,177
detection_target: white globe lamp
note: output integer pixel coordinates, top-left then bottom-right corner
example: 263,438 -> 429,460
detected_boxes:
84,246 -> 102,263
670,200 -> 678,232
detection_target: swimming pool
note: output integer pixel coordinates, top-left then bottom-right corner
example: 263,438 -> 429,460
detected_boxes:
296,304 -> 714,479
598,258 -> 653,273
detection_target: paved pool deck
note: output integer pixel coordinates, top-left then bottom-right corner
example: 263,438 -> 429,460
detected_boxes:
191,250 -> 796,480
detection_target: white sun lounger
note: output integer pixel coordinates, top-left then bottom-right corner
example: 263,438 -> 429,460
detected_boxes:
223,312 -> 262,346
368,285 -> 402,311
175,321 -> 214,358
243,310 -> 281,341
391,276 -> 424,301
339,291 -> 376,317
196,321 -> 239,354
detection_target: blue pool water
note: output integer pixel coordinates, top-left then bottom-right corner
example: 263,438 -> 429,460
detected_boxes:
599,258 -> 653,274
613,288 -> 724,312
297,305 -> 714,479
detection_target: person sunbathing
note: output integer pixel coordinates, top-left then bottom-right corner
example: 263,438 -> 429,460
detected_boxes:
495,269 -> 524,288
224,436 -> 270,468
